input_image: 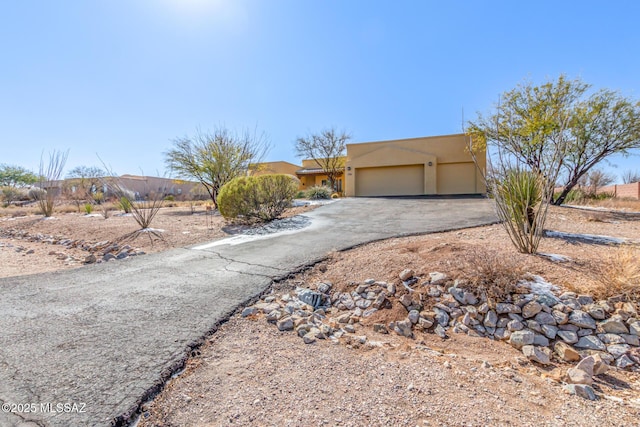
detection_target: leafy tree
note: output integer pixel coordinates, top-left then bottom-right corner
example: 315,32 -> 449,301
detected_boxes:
0,164 -> 37,188
294,128 -> 351,192
165,127 -> 270,209
621,169 -> 640,184
467,75 -> 640,206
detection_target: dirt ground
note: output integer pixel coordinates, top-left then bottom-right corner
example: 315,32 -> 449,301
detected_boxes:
2,202 -> 640,426
137,205 -> 640,427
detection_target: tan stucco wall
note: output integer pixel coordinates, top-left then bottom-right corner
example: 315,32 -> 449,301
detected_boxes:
251,161 -> 301,176
345,134 -> 485,197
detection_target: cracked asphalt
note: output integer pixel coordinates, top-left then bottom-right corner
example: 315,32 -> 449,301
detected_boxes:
0,197 -> 496,426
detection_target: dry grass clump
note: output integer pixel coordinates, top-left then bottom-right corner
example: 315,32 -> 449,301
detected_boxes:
585,247 -> 640,301
450,249 -> 527,304
581,198 -> 640,211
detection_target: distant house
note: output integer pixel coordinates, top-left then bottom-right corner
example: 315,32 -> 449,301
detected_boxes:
252,133 -> 485,197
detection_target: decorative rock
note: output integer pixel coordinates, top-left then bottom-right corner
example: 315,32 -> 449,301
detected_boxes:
628,321 -> 640,336
616,354 -> 635,369
362,308 -> 378,318
495,328 -> 510,340
536,293 -> 561,307
552,310 -> 569,325
522,301 -> 542,318
372,293 -> 388,309
607,344 -> 630,359
276,317 -> 294,331
317,282 -> 332,293
429,272 -> 447,285
534,312 -> 557,326
255,302 -> 281,314
302,333 -> 316,344
554,342 -> 580,362
577,328 -> 594,337
533,334 -> 550,347
577,295 -> 594,305
541,324 -> 558,339
483,310 -> 498,328
575,336 -> 606,351
564,384 -> 597,400
102,253 -> 116,262
433,307 -> 450,327
597,333 -> 626,344
84,254 -> 97,264
567,367 -> 593,385
621,334 -> 639,346
393,319 -> 413,338
600,318 -> 629,334
387,283 -> 396,296
408,310 -> 420,324
507,320 -> 524,332
373,323 -> 388,334
434,324 -> 447,339
509,330 -> 535,350
585,305 -> 606,320
526,320 -> 542,333
575,355 -> 595,377
418,317 -> 434,329
266,310 -> 282,321
343,324 -> 356,333
592,354 -> 610,375
569,310 -> 596,329
241,307 -> 257,317
522,345 -> 551,365
399,294 -> 413,309
496,303 -> 521,314
399,269 -> 415,281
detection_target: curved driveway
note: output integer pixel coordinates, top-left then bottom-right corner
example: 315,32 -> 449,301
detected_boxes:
0,197 -> 496,426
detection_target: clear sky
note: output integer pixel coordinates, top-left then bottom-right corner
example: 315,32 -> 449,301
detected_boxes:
1,0 -> 639,181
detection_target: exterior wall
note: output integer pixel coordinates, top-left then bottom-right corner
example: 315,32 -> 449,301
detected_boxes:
298,174 -> 344,192
599,182 -> 640,200
345,134 -> 486,197
250,161 -> 301,177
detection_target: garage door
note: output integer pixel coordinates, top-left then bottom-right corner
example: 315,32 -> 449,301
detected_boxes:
355,164 -> 424,196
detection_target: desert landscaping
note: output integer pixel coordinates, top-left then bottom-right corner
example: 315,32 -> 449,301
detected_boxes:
3,198 -> 637,426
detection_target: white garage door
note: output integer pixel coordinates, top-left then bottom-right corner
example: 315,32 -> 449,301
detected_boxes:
355,164 -> 424,196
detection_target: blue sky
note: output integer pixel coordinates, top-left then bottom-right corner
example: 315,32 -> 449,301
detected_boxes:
1,0 -> 639,181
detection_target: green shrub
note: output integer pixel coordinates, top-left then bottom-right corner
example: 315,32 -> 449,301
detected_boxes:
119,196 -> 132,213
164,195 -> 175,201
84,203 -> 93,214
305,186 -> 332,200
295,190 -> 306,199
218,174 -> 299,222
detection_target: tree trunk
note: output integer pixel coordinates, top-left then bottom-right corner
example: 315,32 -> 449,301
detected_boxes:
553,177 -> 581,205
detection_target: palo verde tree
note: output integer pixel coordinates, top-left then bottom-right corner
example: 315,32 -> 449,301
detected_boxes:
468,75 -> 640,206
294,128 -> 351,192
165,127 -> 270,209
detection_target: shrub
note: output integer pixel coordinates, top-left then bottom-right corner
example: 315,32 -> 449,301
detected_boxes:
218,174 -> 299,222
164,195 -> 175,201
119,196 -> 132,213
587,247 -> 640,301
305,185 -> 332,200
84,203 -> 93,214
295,190 -> 306,199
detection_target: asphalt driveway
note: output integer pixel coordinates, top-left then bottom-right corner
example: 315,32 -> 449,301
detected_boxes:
0,197 -> 496,426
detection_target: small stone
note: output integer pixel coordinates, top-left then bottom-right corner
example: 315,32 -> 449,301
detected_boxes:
607,344 -> 631,358
577,295 -> 594,305
533,334 -> 549,347
495,328 -> 510,340
597,333 -> 626,344
276,317 -> 294,331
302,333 -> 316,344
534,311 -> 557,325
507,320 -> 524,332
522,345 -> 551,365
418,317 -> 434,330
552,310 -> 569,325
84,254 -> 97,264
433,307 -> 450,327
509,330 -> 535,350
577,328 -> 594,337
522,301 -> 542,318
629,322 -> 640,336
592,354 -> 610,375
429,271 -> 447,285
554,342 -> 580,362
362,308 -> 378,318
541,324 -> 558,339
575,335 -> 606,351
408,310 -> 420,324
102,253 -> 116,262
567,367 -> 593,385
434,324 -> 447,339
343,324 -> 356,334
526,320 -> 542,333
564,384 -> 597,401
317,282 -> 332,293
372,293 -> 388,309
621,334 -> 639,346
569,310 -> 596,329
575,355 -> 596,377
585,305 -> 606,320
496,303 -> 521,314
255,302 -> 281,314
393,319 -> 413,338
399,269 -> 415,281
615,354 -> 635,369
373,323 -> 388,334
241,307 -> 257,317
600,318 -> 629,334
557,331 -> 578,344
483,310 -> 498,328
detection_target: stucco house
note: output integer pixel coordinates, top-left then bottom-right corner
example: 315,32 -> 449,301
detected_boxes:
253,133 -> 485,197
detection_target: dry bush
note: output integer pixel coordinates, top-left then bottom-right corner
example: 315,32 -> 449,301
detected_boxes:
585,247 -> 640,301
450,248 -> 527,304
582,198 -> 640,211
